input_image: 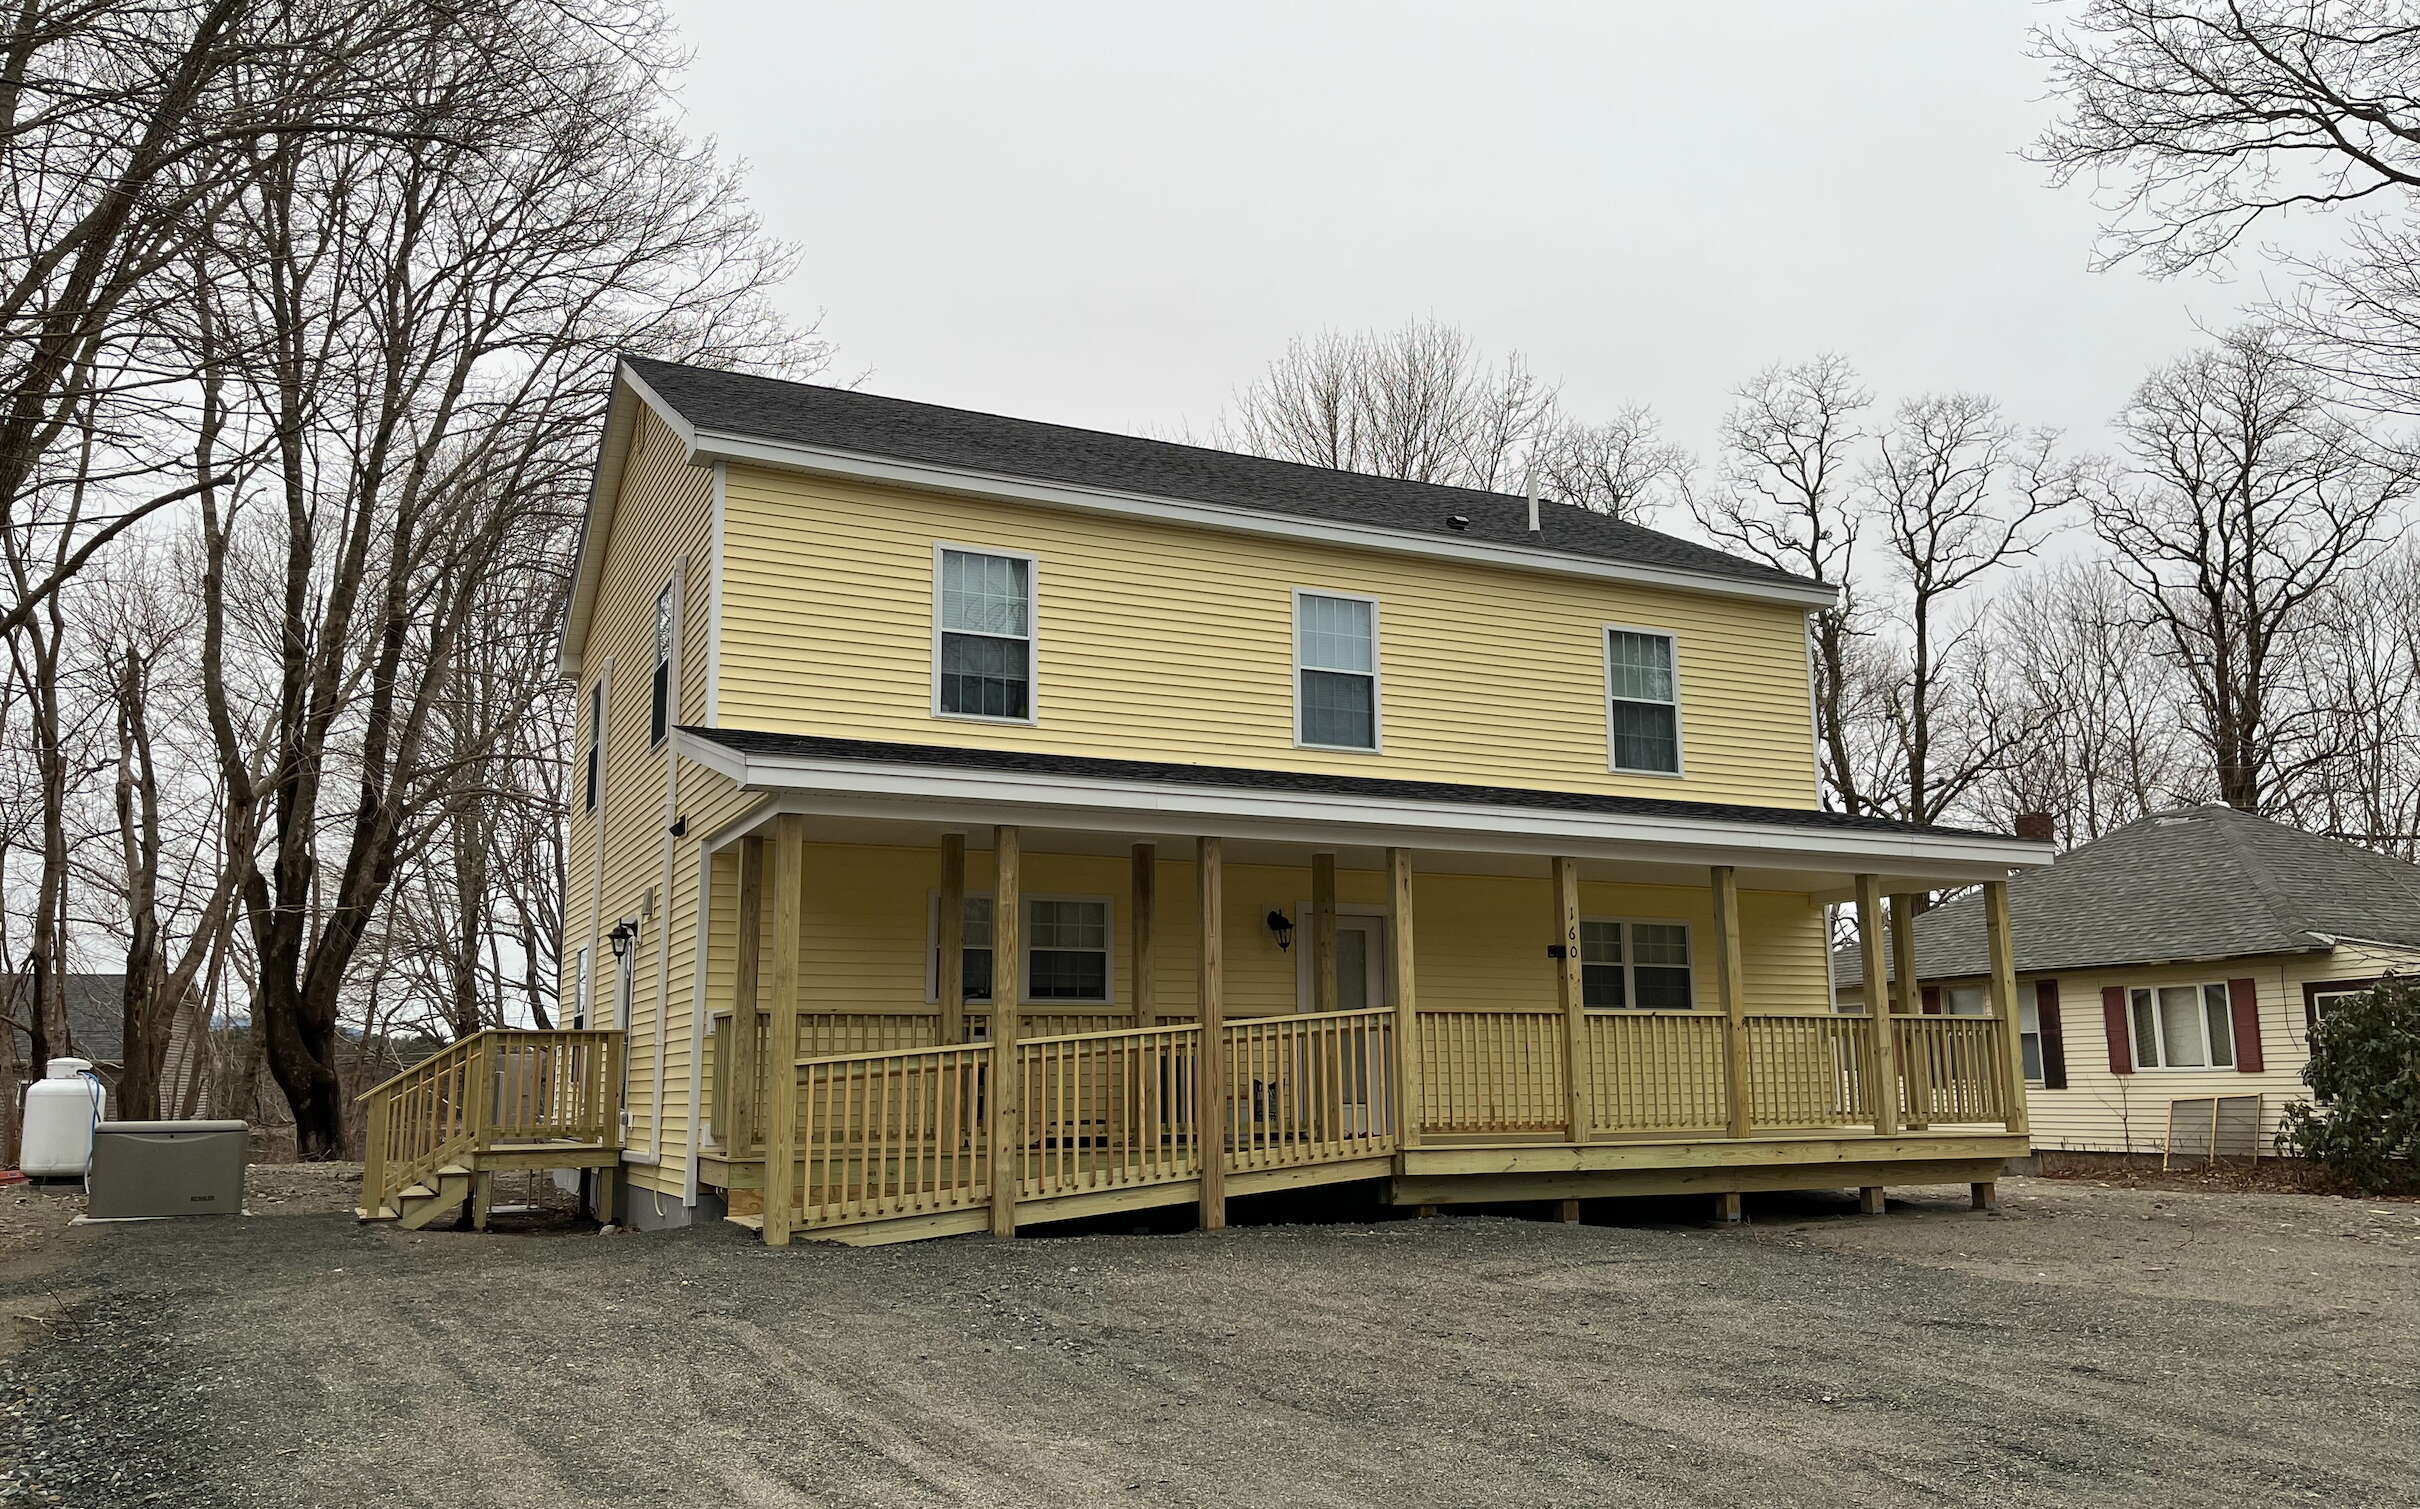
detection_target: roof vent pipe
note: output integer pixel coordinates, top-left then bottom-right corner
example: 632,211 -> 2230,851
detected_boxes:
1525,467 -> 1541,535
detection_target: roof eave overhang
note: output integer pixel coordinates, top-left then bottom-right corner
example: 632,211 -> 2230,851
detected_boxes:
1840,937 -> 2345,990
680,427 -> 1839,611
675,732 -> 2047,886
558,362 -> 699,679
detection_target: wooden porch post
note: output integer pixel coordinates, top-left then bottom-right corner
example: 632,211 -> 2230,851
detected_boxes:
1853,874 -> 1900,1137
987,825 -> 1023,1236
1196,836 -> 1228,1230
1890,892 -> 1932,1131
1389,847 -> 1422,1148
938,832 -> 967,1044
1710,865 -> 1751,1140
728,837 -> 766,1153
762,815 -> 806,1246
1130,843 -> 1156,1029
1553,857 -> 1588,1143
1311,851 -> 1339,1014
1983,879 -> 2031,1136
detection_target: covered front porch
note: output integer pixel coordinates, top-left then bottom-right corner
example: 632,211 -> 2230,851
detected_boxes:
677,741 -> 2041,1245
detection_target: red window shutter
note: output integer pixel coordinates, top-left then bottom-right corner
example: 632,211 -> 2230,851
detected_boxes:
2228,978 -> 2264,1073
2100,985 -> 2132,1074
2036,979 -> 2067,1090
1920,985 -> 1943,1015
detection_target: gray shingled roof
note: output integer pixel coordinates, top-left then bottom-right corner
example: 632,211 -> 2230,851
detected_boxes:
5,973 -> 127,1063
683,728 -> 2018,841
621,357 -> 1821,593
1834,805 -> 2420,987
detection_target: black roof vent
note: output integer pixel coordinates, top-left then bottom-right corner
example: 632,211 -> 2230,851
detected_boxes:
1444,515 -> 1470,532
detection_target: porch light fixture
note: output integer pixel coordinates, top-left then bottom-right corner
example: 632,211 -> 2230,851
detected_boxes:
607,919 -> 637,962
1266,909 -> 1295,951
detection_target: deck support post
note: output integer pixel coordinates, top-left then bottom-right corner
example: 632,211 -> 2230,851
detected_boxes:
1971,1180 -> 2000,1213
1196,836 -> 1227,1231
1854,875 -> 1901,1137
728,837 -> 766,1154
761,814 -> 806,1246
1311,852 -> 1338,1014
988,825 -> 1023,1237
361,1097 -> 389,1217
1891,893 -> 1932,1131
1714,1192 -> 1744,1224
1388,847 -> 1422,1149
1556,1198 -> 1581,1224
1552,857 -> 1589,1144
1710,865 -> 1751,1140
938,833 -> 967,1044
1983,879 -> 2030,1136
1859,1185 -> 1886,1216
1130,843 -> 1156,1030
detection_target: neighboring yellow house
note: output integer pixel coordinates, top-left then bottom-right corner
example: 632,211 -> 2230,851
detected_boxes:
358,357 -> 2052,1242
1835,805 -> 2420,1160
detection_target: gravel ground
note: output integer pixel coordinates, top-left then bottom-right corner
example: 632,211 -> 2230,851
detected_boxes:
0,1170 -> 2414,1508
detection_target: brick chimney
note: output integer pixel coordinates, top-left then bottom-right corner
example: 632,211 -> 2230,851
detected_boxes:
2013,812 -> 2056,844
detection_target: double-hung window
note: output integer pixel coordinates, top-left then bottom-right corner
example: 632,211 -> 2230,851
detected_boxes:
2127,983 -> 2235,1069
583,680 -> 604,813
1944,984 -> 1990,1015
2017,993 -> 2044,1082
932,894 -> 1111,1005
1578,919 -> 1694,1009
1606,628 -> 1681,774
1296,590 -> 1379,750
936,548 -> 1034,721
649,582 -> 674,746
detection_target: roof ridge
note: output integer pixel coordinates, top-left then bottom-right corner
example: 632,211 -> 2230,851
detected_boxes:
617,355 -> 1819,590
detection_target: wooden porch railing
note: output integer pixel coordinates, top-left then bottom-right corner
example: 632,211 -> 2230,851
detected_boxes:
747,1005 -> 2015,1240
356,1028 -> 621,1216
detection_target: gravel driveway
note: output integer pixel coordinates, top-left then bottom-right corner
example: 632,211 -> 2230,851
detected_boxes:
1,1169 -> 2414,1508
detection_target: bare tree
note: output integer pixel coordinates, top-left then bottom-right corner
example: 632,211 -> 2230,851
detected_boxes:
1690,356 -> 1873,812
2091,327 -> 2415,813
2290,542 -> 2420,854
1858,395 -> 2078,831
1533,407 -> 1692,521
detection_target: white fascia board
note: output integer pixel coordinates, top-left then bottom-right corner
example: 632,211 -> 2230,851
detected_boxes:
695,742 -> 2050,882
685,428 -> 1839,611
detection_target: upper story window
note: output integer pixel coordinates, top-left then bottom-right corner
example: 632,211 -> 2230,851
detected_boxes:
1579,919 -> 1693,1009
1606,628 -> 1681,774
649,581 -> 674,746
583,679 -> 604,813
2128,982 -> 2234,1069
935,547 -> 1034,722
1295,590 -> 1379,751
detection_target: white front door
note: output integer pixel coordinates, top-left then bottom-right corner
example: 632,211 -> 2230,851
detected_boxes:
1299,911 -> 1390,1012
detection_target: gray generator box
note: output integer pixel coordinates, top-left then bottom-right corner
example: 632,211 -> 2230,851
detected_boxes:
87,1121 -> 248,1219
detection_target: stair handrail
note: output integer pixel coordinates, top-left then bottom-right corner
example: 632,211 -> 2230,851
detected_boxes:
355,1027 -> 621,1216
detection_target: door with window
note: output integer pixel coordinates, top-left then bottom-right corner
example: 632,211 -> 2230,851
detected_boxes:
1293,913 -> 1388,1133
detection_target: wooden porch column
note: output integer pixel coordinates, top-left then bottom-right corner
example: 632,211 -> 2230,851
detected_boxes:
1130,843 -> 1156,1029
762,815 -> 806,1246
1388,847 -> 1422,1148
938,833 -> 967,1044
1710,865 -> 1751,1140
728,837 -> 766,1153
1552,857 -> 1588,1144
1983,879 -> 2031,1136
987,825 -> 1023,1236
1890,892 -> 1932,1131
1196,836 -> 1227,1230
1853,874 -> 1900,1137
1311,852 -> 1339,1014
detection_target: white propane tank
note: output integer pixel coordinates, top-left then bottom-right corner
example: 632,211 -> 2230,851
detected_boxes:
21,1057 -> 105,1177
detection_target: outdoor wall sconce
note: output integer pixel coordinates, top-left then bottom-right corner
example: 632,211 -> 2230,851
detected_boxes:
607,919 -> 638,962
1266,908 -> 1295,951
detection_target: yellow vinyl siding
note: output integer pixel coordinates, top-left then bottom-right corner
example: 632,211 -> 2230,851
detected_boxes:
758,842 -> 1828,1023
2008,944 -> 2420,1154
714,467 -> 1819,807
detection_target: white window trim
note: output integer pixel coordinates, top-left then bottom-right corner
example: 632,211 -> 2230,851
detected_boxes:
925,889 -> 1116,1006
2017,991 -> 2045,1086
649,575 -> 676,748
1578,915 -> 1698,1010
1603,623 -> 1686,778
931,542 -> 1040,726
2126,981 -> 2236,1071
1292,586 -> 1385,754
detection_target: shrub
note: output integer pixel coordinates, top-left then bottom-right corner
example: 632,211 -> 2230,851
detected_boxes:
2279,974 -> 2420,1193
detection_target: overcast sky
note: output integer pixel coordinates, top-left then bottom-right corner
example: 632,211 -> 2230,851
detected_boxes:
668,1 -> 2261,462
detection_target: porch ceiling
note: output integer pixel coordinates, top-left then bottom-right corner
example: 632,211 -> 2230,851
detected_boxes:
680,729 -> 2048,897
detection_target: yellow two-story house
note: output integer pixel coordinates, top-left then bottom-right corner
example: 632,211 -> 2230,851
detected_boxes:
357,357 -> 2052,1244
